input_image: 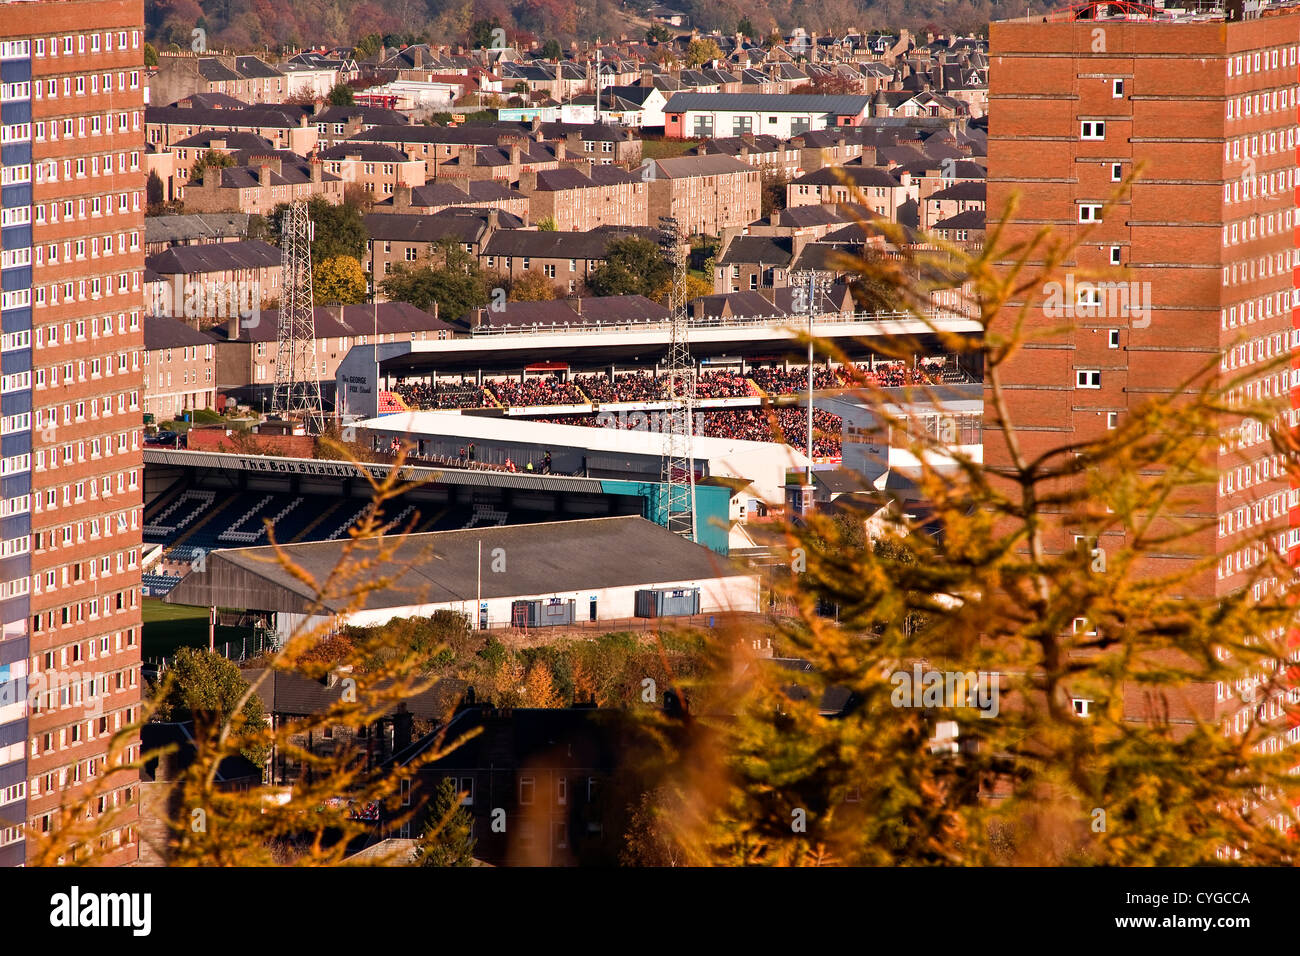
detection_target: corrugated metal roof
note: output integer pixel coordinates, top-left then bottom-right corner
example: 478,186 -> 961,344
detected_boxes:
165,515 -> 751,614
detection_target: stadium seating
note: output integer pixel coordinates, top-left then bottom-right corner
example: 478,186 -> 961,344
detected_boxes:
462,504 -> 508,529
144,489 -> 216,539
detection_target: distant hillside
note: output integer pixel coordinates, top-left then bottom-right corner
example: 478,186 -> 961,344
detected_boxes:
147,0 -> 1034,53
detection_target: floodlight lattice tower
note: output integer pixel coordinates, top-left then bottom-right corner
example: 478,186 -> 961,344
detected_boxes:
791,269 -> 832,487
658,216 -> 697,542
271,200 -> 324,429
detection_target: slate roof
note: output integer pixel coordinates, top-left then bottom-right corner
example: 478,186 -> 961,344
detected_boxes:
480,226 -> 655,259
145,239 -> 282,275
211,302 -> 456,343
145,213 -> 251,245
241,668 -> 469,721
144,314 -> 219,350
932,209 -> 986,230
718,235 -> 793,265
173,130 -> 276,151
394,180 -> 527,208
313,105 -> 410,127
642,154 -> 752,179
792,165 -> 903,188
318,142 -> 412,163
363,208 -> 521,243
926,180 -> 986,202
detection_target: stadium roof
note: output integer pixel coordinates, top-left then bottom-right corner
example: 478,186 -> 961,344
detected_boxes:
140,447 -> 609,493
358,410 -> 812,467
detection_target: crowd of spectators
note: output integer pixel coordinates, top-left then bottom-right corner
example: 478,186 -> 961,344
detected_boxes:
530,409 -> 842,457
695,408 -> 842,457
489,375 -> 586,407
695,370 -> 754,398
751,366 -> 850,394
573,370 -> 755,403
574,372 -> 660,403
393,381 -> 492,409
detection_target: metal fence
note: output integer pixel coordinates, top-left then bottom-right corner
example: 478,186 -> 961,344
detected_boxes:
468,308 -> 971,337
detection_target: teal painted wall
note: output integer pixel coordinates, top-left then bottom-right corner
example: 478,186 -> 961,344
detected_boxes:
599,479 -> 731,555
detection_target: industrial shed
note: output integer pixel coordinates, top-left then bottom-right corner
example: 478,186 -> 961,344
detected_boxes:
164,515 -> 760,638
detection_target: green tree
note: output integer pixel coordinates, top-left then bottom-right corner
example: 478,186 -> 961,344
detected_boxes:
414,777 -> 477,866
314,255 -> 368,304
268,195 -> 367,266
685,38 -> 723,68
737,17 -> 754,38
645,24 -> 672,43
143,41 -> 158,67
469,18 -> 503,49
146,169 -> 165,208
541,39 -> 562,59
379,239 -> 491,321
326,82 -> 355,106
760,165 -> 789,217
189,149 -> 235,186
354,33 -> 383,59
586,236 -> 672,298
537,215 -> 558,232
151,647 -> 269,765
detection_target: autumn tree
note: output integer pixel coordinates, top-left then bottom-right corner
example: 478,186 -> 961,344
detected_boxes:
509,270 -> 562,302
685,38 -> 722,68
649,272 -> 711,306
523,661 -> 563,708
760,165 -> 789,218
314,255 -> 368,304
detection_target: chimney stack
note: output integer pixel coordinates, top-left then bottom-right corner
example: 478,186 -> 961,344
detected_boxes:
394,183 -> 413,209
